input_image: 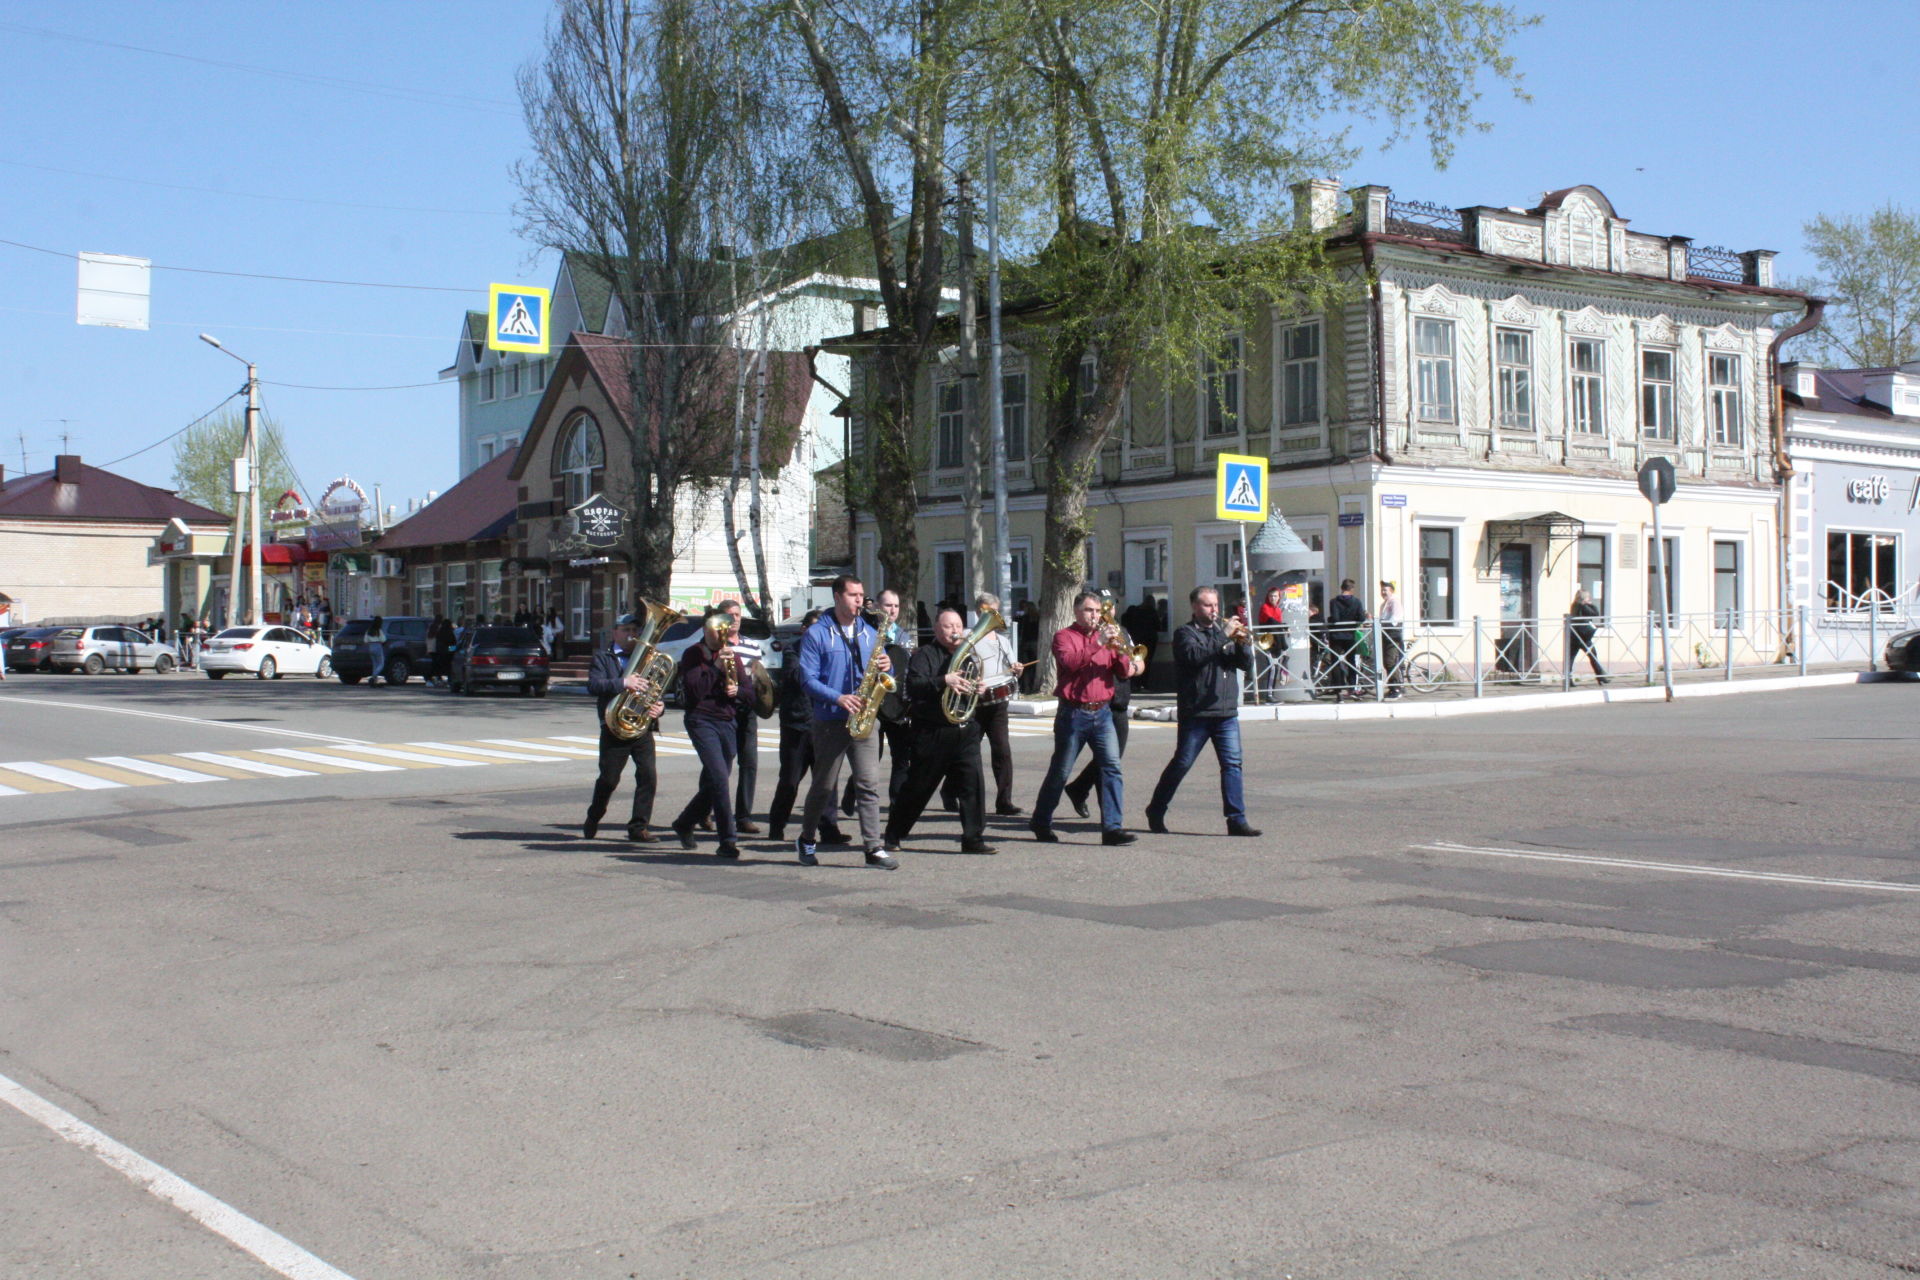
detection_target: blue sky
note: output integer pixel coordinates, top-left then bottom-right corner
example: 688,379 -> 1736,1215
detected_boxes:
4,1 -> 1917,508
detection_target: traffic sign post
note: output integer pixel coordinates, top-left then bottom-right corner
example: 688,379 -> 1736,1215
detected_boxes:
488,283 -> 552,356
1638,458 -> 1676,701
1215,454 -> 1268,618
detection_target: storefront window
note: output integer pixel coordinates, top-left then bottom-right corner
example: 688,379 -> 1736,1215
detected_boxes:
1826,530 -> 1899,611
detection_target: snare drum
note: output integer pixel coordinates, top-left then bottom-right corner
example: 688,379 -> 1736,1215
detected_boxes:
979,676 -> 1016,705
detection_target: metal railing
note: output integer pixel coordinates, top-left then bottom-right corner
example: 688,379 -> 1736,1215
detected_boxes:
1687,244 -> 1745,284
1240,606 -> 1918,705
1384,198 -> 1469,244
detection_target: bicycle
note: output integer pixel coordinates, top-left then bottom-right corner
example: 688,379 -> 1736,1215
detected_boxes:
1311,630 -> 1449,698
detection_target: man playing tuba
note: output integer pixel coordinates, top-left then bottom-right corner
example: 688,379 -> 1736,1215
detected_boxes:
583,613 -> 664,842
881,607 -> 998,856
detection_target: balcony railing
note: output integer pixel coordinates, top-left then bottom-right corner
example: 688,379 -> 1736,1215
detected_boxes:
1383,199 -> 1469,245
1687,244 -> 1745,284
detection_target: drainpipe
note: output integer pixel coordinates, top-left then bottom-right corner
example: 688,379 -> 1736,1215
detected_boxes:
1359,236 -> 1392,467
1767,296 -> 1826,643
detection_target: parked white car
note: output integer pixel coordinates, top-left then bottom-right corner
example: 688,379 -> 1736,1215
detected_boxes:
200,625 -> 333,679
47,626 -> 178,674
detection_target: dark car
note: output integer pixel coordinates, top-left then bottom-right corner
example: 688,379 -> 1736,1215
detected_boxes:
4,626 -> 67,672
330,616 -> 432,685
450,625 -> 551,697
1884,628 -> 1920,674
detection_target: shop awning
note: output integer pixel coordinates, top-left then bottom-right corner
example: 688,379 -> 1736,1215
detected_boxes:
1484,511 -> 1585,571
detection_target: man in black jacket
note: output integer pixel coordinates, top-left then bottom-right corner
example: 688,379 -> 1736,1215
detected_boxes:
1324,578 -> 1369,702
1143,587 -> 1261,837
583,613 -> 663,842
882,608 -> 996,855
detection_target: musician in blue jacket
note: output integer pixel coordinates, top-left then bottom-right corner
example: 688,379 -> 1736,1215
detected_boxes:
794,574 -> 895,870
582,613 -> 662,843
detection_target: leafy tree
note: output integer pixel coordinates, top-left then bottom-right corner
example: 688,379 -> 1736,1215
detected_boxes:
516,0 -> 830,604
1796,204 -> 1920,367
779,0 -> 982,614
170,408 -> 297,518
991,0 -> 1529,682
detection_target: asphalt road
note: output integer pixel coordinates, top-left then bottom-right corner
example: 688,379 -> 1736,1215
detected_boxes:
2,671 -> 1918,1278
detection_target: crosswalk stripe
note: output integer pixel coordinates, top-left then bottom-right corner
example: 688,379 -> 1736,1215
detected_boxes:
554,735 -> 599,745
291,746 -> 441,770
51,758 -> 173,786
482,738 -> 597,756
89,756 -> 224,784
176,751 -> 319,778
410,741 -> 569,762
148,753 -> 264,780
258,748 -> 401,773
3,761 -> 131,790
328,744 -> 490,767
0,781 -> 22,797
0,765 -> 78,793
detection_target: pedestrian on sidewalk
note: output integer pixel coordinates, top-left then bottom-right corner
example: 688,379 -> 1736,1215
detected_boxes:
1324,580 -> 1368,703
1568,589 -> 1609,684
1378,581 -> 1406,699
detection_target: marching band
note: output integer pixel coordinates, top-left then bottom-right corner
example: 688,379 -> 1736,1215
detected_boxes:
577,573 -> 1263,868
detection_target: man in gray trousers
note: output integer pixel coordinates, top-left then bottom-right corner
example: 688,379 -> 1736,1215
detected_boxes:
795,575 -> 896,870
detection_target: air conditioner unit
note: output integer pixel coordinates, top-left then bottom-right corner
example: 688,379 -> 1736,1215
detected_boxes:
372,555 -> 403,578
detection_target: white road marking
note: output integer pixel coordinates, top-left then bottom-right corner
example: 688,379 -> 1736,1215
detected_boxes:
554,735 -> 600,745
0,1069 -> 357,1280
0,695 -> 370,744
259,748 -> 401,773
89,756 -> 223,784
326,744 -> 488,768
1,761 -> 125,790
482,737 -> 598,756
0,781 -> 23,796
405,741 -> 567,762
176,751 -> 317,778
1413,841 -> 1920,895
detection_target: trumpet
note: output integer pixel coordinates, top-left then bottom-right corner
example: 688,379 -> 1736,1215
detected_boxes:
1097,591 -> 1149,662
1225,616 -> 1278,651
706,613 -> 740,690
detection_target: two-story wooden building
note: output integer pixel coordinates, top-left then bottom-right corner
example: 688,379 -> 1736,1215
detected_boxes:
840,182 -> 1810,653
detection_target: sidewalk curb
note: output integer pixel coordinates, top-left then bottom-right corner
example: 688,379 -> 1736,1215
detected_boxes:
1008,671 -> 1880,722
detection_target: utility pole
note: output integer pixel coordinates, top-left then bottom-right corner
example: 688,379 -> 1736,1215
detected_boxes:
986,131 -> 1010,610
955,171 -> 989,605
200,334 -> 264,627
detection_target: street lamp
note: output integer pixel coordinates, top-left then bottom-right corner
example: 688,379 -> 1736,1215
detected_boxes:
199,334 -> 263,628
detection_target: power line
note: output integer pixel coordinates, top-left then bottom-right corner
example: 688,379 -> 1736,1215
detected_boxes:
0,21 -> 519,115
265,378 -> 449,391
0,235 -> 481,294
0,158 -> 512,217
96,391 -> 244,470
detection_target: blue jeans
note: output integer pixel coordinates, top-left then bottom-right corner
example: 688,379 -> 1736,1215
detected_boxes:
1146,716 -> 1246,824
1032,705 -> 1124,832
367,641 -> 386,683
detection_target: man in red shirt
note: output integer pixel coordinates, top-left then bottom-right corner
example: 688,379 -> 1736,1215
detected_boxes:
1029,592 -> 1144,845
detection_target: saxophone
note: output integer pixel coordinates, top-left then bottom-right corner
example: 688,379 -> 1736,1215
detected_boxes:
846,612 -> 897,741
602,601 -> 683,739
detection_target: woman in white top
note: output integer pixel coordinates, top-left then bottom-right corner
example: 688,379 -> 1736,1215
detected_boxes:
1377,581 -> 1405,698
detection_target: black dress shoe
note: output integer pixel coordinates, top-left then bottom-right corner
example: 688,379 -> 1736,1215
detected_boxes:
671,820 -> 696,850
1066,792 -> 1090,819
1028,822 -> 1058,843
820,823 -> 849,846
1145,812 -> 1169,835
736,820 -> 762,835
1227,820 -> 1263,838
1102,830 -> 1138,846
959,840 -> 998,855
582,817 -> 601,840
627,827 -> 658,844
767,827 -> 785,842
994,804 -> 1025,817
715,843 -> 741,859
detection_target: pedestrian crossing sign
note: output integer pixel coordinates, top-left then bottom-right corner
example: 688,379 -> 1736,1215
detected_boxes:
1215,453 -> 1268,522
488,283 -> 551,355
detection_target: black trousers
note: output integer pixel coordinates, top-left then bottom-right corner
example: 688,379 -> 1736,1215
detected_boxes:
587,728 -> 657,831
734,713 -> 760,818
1569,630 -> 1607,678
973,698 -> 1016,809
767,724 -> 842,834
886,723 -> 986,845
1066,705 -> 1130,805
675,713 -> 739,842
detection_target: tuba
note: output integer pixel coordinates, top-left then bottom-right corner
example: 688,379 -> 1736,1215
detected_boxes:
846,611 -> 897,741
603,601 -> 684,739
941,608 -> 1007,725
1098,591 -> 1150,663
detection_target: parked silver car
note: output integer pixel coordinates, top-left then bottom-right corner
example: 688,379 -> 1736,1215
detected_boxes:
48,625 -> 179,674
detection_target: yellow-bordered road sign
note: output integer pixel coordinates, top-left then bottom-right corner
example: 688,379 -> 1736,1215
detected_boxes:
488,283 -> 551,355
1215,453 -> 1268,522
